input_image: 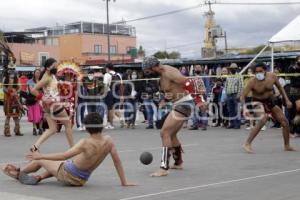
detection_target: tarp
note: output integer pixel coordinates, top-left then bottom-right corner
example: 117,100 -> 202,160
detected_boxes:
269,14 -> 300,43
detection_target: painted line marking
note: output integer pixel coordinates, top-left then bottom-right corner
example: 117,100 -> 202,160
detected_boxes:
120,168 -> 300,200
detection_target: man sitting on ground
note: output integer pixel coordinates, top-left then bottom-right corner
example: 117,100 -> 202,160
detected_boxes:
2,112 -> 136,187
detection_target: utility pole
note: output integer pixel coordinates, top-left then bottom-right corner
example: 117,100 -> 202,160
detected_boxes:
104,0 -> 115,62
224,31 -> 228,54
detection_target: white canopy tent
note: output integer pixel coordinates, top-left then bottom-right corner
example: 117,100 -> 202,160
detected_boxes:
240,14 -> 300,74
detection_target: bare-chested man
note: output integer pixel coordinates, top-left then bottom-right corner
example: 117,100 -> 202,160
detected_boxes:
240,63 -> 296,153
142,57 -> 204,177
2,113 -> 136,187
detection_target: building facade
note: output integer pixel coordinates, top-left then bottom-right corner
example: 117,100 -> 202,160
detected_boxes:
4,22 -> 137,66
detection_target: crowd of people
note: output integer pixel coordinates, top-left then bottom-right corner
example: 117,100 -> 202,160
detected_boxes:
2,57 -> 300,139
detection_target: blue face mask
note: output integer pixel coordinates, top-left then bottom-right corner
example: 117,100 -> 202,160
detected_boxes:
255,72 -> 265,81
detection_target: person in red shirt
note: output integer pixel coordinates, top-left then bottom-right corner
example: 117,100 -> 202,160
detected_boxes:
19,72 -> 29,92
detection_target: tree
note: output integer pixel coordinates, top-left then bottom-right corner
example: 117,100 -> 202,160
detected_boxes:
154,51 -> 169,59
137,45 -> 145,58
153,51 -> 181,59
168,51 -> 181,59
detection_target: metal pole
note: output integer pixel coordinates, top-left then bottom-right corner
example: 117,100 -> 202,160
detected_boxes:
224,31 -> 228,54
239,44 -> 269,74
106,0 -> 111,62
271,43 -> 274,72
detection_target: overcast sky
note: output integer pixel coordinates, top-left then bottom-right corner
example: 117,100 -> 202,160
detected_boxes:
1,0 -> 300,58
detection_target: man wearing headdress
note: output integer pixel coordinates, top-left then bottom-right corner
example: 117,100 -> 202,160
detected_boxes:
2,57 -> 23,137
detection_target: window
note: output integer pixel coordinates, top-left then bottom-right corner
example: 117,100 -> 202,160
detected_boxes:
110,45 -> 117,54
40,56 -> 47,66
94,45 -> 102,54
39,52 -> 49,66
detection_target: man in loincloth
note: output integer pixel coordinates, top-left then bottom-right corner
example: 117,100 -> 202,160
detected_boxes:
142,56 -> 205,177
2,113 -> 136,187
240,63 -> 296,153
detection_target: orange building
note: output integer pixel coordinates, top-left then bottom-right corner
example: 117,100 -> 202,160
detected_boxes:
4,22 -> 137,66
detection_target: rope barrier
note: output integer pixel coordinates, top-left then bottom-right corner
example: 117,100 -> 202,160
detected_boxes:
0,73 -> 299,86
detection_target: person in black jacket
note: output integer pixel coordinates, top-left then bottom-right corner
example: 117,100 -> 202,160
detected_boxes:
287,56 -> 300,136
123,71 -> 139,128
142,77 -> 159,129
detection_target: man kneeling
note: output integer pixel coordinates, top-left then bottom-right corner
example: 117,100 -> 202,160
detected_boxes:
2,113 -> 136,187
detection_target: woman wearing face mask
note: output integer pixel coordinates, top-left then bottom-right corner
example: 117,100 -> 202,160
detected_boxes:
30,58 -> 74,152
27,69 -> 43,136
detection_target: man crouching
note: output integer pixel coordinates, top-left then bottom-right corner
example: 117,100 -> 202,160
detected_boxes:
2,113 -> 136,187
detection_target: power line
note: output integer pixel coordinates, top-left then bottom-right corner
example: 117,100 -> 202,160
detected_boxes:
113,1 -> 300,25
166,42 -> 202,50
146,41 -> 202,53
112,3 -> 204,24
215,1 -> 300,6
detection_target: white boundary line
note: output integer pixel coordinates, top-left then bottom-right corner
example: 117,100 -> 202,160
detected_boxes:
120,168 -> 300,200
0,144 -> 199,166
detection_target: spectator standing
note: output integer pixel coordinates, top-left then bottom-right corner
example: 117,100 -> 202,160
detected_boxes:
287,56 -> 300,137
103,63 -> 123,129
243,68 -> 256,130
224,64 -> 243,129
19,72 -> 29,93
272,68 -> 286,128
211,78 -> 223,127
76,76 -> 88,131
142,79 -> 159,129
189,65 -> 207,131
123,70 -> 139,128
27,69 -> 43,136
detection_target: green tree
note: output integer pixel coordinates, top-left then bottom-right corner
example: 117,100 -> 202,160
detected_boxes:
168,51 -> 181,59
153,51 -> 181,59
154,51 -> 169,59
137,45 -> 145,58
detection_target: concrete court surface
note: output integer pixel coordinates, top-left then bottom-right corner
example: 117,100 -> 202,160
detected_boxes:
0,109 -> 300,200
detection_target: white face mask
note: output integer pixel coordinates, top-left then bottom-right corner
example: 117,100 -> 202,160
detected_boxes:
255,72 -> 265,81
88,75 -> 94,80
132,74 -> 137,79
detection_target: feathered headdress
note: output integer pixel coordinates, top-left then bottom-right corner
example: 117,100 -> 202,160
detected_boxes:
0,33 -> 16,70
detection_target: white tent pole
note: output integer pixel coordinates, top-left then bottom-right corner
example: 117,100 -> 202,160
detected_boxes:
271,43 -> 274,72
239,44 -> 269,74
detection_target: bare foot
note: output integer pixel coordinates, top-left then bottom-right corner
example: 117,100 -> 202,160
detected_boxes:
284,145 -> 297,152
243,144 -> 255,154
2,164 -> 20,179
170,164 -> 183,170
150,169 -> 168,177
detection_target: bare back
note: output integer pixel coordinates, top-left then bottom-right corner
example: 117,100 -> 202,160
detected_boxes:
72,135 -> 112,172
159,65 -> 187,102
